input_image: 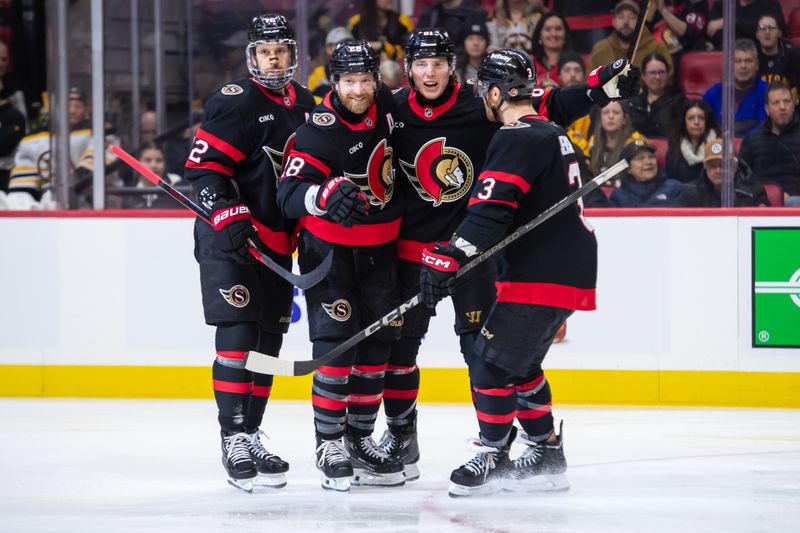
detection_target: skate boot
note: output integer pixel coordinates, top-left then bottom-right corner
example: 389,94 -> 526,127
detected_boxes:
378,419 -> 420,481
344,432 -> 405,487
247,430 -> 289,489
221,431 -> 258,492
506,421 -> 569,492
448,426 -> 516,498
315,437 -> 354,492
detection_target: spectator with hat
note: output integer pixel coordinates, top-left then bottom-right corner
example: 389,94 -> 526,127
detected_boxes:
417,0 -> 488,56
307,26 -> 353,102
455,20 -> 489,83
684,138 -> 768,207
609,139 -> 686,207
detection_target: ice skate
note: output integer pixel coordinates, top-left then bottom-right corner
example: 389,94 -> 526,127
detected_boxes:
505,421 -> 569,493
315,438 -> 354,492
344,433 -> 405,487
221,431 -> 258,493
377,419 -> 420,481
448,427 -> 516,498
247,430 -> 289,489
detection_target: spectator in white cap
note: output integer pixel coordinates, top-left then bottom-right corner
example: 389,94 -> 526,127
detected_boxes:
308,26 -> 353,101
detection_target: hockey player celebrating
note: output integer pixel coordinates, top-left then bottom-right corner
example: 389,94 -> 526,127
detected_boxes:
276,40 -> 405,491
183,14 -> 315,492
418,49 -> 599,497
379,28 -> 640,481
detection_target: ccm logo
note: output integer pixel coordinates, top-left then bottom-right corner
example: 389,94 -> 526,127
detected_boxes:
423,256 -> 452,269
213,205 -> 250,226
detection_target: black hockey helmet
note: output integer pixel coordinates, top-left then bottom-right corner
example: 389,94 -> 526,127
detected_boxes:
404,28 -> 456,71
474,48 -> 536,101
246,13 -> 298,90
328,40 -> 381,85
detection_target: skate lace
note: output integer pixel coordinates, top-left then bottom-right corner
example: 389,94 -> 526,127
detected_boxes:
462,438 -> 498,476
248,430 -> 277,460
224,432 -> 253,466
316,439 -> 349,468
358,436 -> 391,460
378,430 -> 400,455
512,444 -> 543,468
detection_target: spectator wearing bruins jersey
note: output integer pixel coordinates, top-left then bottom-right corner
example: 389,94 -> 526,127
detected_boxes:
379,28 -> 640,481
276,40 -> 405,492
182,14 -> 315,493
419,49 -> 598,498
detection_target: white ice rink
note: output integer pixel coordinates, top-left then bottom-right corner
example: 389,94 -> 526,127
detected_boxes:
2,399 -> 799,533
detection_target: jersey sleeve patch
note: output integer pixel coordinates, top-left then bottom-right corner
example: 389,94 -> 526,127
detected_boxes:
220,84 -> 244,96
312,112 -> 336,126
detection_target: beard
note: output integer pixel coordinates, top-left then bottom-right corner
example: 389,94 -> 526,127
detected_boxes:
340,93 -> 374,114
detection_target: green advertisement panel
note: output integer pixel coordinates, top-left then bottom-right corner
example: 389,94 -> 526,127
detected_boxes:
752,227 -> 800,348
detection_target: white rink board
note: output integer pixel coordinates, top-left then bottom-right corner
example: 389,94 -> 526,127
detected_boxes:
1,214 -> 799,371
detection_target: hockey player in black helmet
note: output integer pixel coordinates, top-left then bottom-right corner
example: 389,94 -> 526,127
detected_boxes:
183,13 -> 315,492
418,47 -> 600,497
378,27 -> 639,483
276,40 -> 405,491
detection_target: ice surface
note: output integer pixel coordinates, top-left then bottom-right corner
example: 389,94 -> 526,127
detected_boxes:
1,399 -> 799,533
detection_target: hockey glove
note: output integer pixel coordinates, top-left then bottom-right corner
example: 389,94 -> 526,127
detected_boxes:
587,59 -> 641,106
314,177 -> 369,228
210,200 -> 259,264
419,243 -> 468,308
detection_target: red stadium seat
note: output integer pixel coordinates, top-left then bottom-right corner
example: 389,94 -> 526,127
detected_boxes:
601,185 -> 614,200
763,183 -> 784,207
679,51 -> 724,99
789,8 -> 800,41
733,137 -> 743,154
781,0 -> 798,20
649,138 -> 668,169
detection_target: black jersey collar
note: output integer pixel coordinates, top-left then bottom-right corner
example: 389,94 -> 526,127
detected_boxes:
252,78 -> 296,109
324,91 -> 377,131
408,82 -> 460,121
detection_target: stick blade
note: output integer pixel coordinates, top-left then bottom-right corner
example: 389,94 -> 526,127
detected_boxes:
244,351 -> 299,376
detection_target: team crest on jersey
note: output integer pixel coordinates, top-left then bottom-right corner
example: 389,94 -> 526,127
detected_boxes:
265,132 -> 298,184
219,285 -> 250,308
221,84 -> 244,96
313,112 -> 336,126
399,137 -> 474,206
344,139 -> 395,208
322,299 -> 351,322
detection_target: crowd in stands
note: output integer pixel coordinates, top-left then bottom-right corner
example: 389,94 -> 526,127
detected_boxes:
1,0 -> 799,210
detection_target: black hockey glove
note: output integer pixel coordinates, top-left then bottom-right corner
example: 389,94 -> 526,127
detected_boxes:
315,177 -> 369,228
419,243 -> 468,308
587,59 -> 641,106
210,200 -> 258,264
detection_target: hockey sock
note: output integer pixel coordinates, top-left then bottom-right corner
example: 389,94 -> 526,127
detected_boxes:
212,357 -> 253,433
384,336 -> 421,429
312,341 -> 356,440
514,369 -> 554,442
472,384 -> 518,446
244,331 -> 282,432
347,338 -> 391,436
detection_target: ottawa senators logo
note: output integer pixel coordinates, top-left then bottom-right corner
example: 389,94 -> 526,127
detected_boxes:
399,137 -> 474,206
219,285 -> 250,308
344,139 -> 394,208
322,299 -> 352,322
265,132 -> 297,184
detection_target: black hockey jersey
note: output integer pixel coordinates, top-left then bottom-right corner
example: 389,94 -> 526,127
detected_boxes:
184,78 -> 315,255
277,86 -> 403,246
454,115 -> 598,311
392,82 -> 596,264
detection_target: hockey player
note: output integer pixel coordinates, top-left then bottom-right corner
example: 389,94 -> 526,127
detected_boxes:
183,14 -> 315,492
418,49 -> 598,497
276,40 -> 405,491
378,28 -> 640,481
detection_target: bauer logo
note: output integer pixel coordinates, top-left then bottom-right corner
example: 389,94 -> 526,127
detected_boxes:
219,285 -> 250,308
752,228 -> 800,348
322,299 -> 352,322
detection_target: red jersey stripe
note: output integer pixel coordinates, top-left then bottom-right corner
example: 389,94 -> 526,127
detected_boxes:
478,170 -> 531,194
195,128 -> 246,163
251,218 -> 298,255
495,281 -> 596,310
516,374 -> 546,392
300,216 -> 401,246
468,197 -> 519,209
474,386 -> 516,397
287,149 -> 332,177
185,160 -> 233,176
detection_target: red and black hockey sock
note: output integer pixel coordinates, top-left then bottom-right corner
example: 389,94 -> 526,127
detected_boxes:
312,341 -> 356,440
472,384 -> 518,446
244,331 -> 282,433
212,357 -> 253,434
515,369 -> 554,442
384,336 -> 421,429
347,339 -> 391,436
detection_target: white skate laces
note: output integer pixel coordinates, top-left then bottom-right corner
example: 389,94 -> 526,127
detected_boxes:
512,443 -> 543,468
316,439 -> 350,468
224,432 -> 253,466
357,436 -> 391,460
378,430 -> 399,455
462,438 -> 499,477
248,430 -> 278,460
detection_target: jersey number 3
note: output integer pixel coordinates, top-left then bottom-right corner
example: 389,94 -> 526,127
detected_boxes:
568,161 -> 593,232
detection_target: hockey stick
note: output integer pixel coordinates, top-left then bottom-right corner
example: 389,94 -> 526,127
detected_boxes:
626,0 -> 651,61
111,145 -> 332,290
245,159 -> 630,376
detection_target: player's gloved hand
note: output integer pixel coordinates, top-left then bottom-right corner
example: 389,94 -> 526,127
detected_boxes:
419,243 -> 467,308
587,59 -> 641,106
210,199 -> 258,264
314,177 -> 369,228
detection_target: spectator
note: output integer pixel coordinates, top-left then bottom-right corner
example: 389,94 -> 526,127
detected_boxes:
487,0 -> 545,53
530,13 -> 572,88
585,99 -> 646,178
349,0 -> 414,62
610,139 -> 686,207
626,52 -> 687,138
703,39 -> 768,136
707,0 -> 785,47
684,138 -> 769,207
589,0 -> 674,80
139,110 -> 157,145
0,39 -> 27,129
550,0 -> 618,54
649,0 -> 711,58
665,99 -> 720,183
754,13 -> 800,88
308,27 -> 354,103
739,81 -> 800,206
379,59 -> 404,89
455,21 -> 489,83
0,95 -> 24,192
125,143 -> 182,209
418,0 -> 489,56
558,52 -> 593,150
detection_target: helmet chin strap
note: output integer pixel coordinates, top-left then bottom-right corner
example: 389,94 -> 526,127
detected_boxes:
485,94 -> 505,123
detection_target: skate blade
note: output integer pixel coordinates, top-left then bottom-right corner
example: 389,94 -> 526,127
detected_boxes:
447,480 -> 503,498
352,469 -> 405,487
252,473 -> 287,489
227,477 -> 255,493
320,474 -> 351,492
504,473 -> 570,493
403,463 -> 420,482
